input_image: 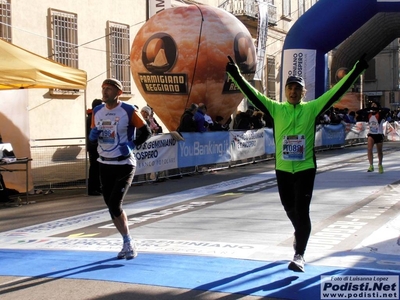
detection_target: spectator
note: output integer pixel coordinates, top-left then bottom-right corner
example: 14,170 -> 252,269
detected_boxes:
263,110 -> 274,128
211,116 -> 229,131
341,108 -> 351,123
149,107 -> 163,135
251,110 -> 266,129
203,106 -> 214,130
86,99 -> 103,196
194,103 -> 208,132
140,106 -> 151,125
329,107 -> 342,124
347,111 -> 357,123
141,106 -> 163,135
235,108 -> 254,130
224,116 -> 233,130
177,103 -> 198,132
233,110 -> 242,129
318,110 -> 331,124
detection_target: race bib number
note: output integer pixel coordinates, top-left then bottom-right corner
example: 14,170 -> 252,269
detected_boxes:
97,119 -> 117,144
282,135 -> 305,161
369,115 -> 379,134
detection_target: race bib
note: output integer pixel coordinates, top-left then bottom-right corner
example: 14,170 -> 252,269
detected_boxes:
369,115 -> 379,134
282,135 -> 305,161
97,119 -> 117,144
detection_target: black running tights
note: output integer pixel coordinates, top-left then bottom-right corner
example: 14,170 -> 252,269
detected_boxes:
275,168 -> 316,256
99,163 -> 135,219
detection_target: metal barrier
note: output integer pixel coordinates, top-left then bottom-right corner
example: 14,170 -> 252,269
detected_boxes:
30,138 -> 200,189
29,135 -> 368,191
30,138 -> 86,190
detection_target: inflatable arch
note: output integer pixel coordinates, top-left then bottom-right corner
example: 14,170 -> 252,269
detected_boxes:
281,0 -> 400,101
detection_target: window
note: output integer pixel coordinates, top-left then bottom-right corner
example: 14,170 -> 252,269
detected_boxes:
283,0 -> 291,18
363,58 -> 376,82
298,0 -> 305,17
107,21 -> 131,94
0,0 -> 11,42
266,56 -> 276,100
49,9 -> 78,69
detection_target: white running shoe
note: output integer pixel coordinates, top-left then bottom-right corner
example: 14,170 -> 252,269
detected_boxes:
117,242 -> 138,260
288,254 -> 305,272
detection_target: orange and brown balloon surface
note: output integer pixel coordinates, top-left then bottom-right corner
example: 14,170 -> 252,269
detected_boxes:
131,5 -> 256,131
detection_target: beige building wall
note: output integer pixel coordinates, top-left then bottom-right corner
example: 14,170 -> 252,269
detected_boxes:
364,39 -> 400,110
3,0 -> 329,190
17,0 -> 400,145
10,0 -> 148,141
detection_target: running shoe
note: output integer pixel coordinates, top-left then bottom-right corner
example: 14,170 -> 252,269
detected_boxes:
288,254 -> 305,272
367,165 -> 374,172
379,165 -> 384,174
117,242 -> 138,260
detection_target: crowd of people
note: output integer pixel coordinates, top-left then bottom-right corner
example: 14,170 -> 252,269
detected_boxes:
177,101 -> 392,132
177,103 -> 276,133
177,103 -> 231,132
318,105 -> 400,125
176,98 -> 400,132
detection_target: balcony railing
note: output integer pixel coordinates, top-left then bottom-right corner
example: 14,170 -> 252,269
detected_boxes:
220,0 -> 277,26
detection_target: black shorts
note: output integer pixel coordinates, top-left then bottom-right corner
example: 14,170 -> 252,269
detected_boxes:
368,133 -> 384,143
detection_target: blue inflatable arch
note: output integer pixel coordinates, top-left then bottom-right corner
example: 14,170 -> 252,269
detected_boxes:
281,0 -> 400,101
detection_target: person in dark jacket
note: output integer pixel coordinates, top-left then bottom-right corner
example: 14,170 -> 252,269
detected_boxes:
177,103 -> 198,132
86,99 -> 103,196
211,116 -> 229,131
194,103 -> 208,132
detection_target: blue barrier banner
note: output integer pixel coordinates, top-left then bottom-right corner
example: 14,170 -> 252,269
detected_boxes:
129,121 -> 397,175
321,124 -> 345,146
264,128 -> 275,154
178,132 -> 230,167
229,129 -> 265,161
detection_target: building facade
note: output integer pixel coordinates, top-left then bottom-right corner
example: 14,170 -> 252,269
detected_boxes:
1,0 -> 398,142
363,39 -> 400,110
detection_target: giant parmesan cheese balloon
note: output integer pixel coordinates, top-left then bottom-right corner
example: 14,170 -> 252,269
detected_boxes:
131,5 -> 256,131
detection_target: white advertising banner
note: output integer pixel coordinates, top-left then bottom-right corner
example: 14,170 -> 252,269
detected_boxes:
315,125 -> 323,147
344,122 -> 369,140
133,134 -> 178,175
229,129 -> 265,161
281,49 -> 316,101
385,121 -> 400,141
147,0 -> 171,20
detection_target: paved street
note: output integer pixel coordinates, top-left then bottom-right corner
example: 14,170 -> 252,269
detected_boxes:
0,143 -> 399,300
